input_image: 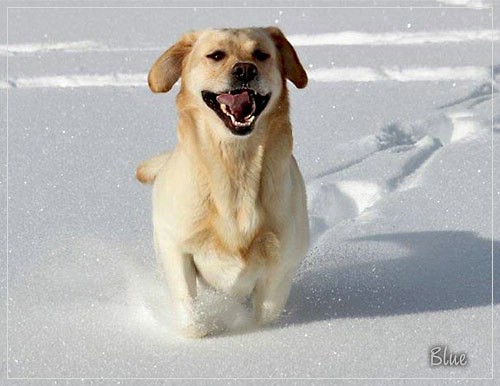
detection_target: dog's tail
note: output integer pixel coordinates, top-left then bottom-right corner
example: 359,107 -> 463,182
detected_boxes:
136,152 -> 171,184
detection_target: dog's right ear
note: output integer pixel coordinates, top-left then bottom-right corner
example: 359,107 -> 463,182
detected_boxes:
148,32 -> 199,93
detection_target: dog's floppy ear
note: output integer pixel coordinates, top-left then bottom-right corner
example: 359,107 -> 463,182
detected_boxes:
148,31 -> 199,93
264,27 -> 308,89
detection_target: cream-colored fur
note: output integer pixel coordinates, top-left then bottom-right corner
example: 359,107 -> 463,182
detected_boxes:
137,27 -> 309,338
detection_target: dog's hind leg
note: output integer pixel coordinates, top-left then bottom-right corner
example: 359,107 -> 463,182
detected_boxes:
136,152 -> 171,184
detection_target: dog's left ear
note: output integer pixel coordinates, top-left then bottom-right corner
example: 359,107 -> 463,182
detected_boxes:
264,27 -> 308,89
148,31 -> 199,93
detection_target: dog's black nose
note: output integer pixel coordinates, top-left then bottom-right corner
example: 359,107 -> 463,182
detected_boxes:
232,63 -> 258,83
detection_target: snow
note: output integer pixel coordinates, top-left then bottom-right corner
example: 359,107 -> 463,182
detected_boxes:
1,2 -> 499,383
288,29 -> 498,46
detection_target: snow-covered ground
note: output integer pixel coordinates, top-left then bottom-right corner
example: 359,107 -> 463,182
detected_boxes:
1,1 -> 499,384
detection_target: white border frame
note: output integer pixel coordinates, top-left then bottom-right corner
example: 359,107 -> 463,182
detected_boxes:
4,4 -> 495,381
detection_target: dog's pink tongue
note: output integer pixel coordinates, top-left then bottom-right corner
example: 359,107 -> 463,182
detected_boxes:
216,92 -> 253,121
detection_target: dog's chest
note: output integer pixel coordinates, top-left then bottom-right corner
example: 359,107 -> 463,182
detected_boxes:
199,163 -> 266,246
219,200 -> 262,240
190,195 -> 267,297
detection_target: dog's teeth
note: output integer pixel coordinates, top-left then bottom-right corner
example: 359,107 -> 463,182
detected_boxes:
244,101 -> 257,120
221,104 -> 232,116
223,106 -> 253,128
227,113 -> 250,127
219,96 -> 256,129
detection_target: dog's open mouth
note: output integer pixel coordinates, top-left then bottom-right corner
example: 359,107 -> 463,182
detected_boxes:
202,89 -> 271,136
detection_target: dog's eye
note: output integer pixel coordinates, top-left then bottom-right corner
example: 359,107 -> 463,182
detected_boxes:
253,50 -> 270,61
206,51 -> 226,61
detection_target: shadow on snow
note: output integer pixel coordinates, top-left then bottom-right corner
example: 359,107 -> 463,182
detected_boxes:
282,231 -> 498,326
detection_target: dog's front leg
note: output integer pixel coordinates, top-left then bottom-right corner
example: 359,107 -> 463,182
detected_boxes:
156,236 -> 207,338
249,233 -> 294,326
252,266 -> 295,326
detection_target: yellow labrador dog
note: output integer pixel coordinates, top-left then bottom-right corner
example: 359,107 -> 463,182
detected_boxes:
137,27 -> 309,338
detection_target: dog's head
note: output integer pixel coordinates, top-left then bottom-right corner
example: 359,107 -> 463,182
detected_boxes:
148,27 -> 307,137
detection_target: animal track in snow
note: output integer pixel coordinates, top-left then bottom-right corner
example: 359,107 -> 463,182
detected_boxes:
309,66 -> 490,83
2,65 -> 490,90
307,108 -> 487,243
1,29 -> 497,57
6,73 -> 146,89
439,81 -> 498,110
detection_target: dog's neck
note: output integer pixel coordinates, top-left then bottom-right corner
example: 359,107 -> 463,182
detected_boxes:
176,90 -> 292,239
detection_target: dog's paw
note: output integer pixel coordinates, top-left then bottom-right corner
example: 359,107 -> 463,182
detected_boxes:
254,302 -> 283,327
255,314 -> 280,327
177,322 -> 210,339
